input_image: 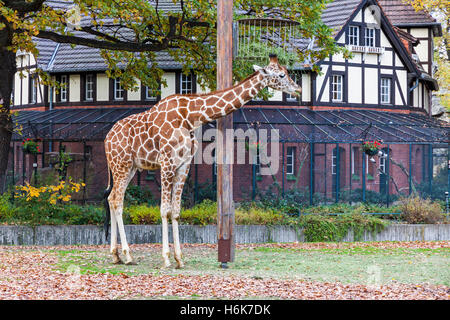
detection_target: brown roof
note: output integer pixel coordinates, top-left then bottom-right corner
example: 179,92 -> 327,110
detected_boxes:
378,0 -> 442,36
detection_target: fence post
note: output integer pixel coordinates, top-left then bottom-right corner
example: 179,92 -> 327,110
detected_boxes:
82,141 -> 87,204
335,143 -> 340,203
386,145 -> 390,207
362,151 -> 366,203
309,142 -> 314,205
281,141 -> 285,198
409,143 -> 412,195
349,143 -> 352,203
428,144 -> 433,196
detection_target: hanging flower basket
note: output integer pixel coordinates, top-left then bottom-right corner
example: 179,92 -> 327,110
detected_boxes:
22,138 -> 40,155
245,141 -> 262,152
361,140 -> 382,156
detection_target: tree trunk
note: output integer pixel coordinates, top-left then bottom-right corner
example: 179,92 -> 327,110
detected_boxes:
0,18 -> 17,193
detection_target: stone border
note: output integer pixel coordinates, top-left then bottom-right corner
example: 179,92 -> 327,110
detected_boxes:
0,224 -> 449,245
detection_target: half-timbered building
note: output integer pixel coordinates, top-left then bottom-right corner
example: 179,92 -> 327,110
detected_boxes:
7,0 -> 448,204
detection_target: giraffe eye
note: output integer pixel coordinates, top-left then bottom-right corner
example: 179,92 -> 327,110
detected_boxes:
280,73 -> 285,78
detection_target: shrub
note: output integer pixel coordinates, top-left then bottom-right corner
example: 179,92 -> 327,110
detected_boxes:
127,205 -> 161,224
124,185 -> 156,206
235,204 -> 285,225
399,196 -> 444,224
181,200 -> 217,225
295,213 -> 388,242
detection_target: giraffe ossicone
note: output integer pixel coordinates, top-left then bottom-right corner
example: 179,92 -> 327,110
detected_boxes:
104,54 -> 301,268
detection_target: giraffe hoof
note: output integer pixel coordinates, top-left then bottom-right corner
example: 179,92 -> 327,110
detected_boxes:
112,258 -> 124,265
175,262 -> 184,269
125,260 -> 137,266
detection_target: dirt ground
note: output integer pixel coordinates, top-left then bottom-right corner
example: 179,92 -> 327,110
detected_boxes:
0,241 -> 449,300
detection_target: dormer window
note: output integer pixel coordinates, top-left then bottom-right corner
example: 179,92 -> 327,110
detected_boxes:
365,28 -> 375,47
348,26 -> 359,45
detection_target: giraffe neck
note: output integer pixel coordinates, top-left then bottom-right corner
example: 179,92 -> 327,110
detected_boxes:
189,72 -> 266,127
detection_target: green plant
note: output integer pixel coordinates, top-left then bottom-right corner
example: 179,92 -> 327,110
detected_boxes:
181,199 -> 217,225
124,185 -> 156,206
361,140 -> 382,156
127,205 -> 161,224
399,195 -> 444,224
235,204 -> 285,225
295,213 -> 388,242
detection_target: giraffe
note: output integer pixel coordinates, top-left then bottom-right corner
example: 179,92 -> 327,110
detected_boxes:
104,54 -> 301,268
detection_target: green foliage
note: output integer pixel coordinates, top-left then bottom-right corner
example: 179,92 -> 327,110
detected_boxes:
294,213 -> 389,242
0,191 -> 105,225
340,188 -> 399,204
124,185 -> 157,206
236,203 -> 285,225
181,199 -> 217,225
399,195 -> 445,224
126,204 -> 161,225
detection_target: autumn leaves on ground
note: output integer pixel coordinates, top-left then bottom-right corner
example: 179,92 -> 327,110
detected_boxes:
0,242 -> 449,300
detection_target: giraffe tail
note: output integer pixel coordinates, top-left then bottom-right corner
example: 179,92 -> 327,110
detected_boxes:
103,167 -> 113,241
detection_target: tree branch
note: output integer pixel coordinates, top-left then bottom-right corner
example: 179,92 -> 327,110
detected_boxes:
35,30 -> 175,52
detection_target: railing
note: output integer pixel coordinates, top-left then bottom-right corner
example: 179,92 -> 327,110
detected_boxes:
346,45 -> 385,55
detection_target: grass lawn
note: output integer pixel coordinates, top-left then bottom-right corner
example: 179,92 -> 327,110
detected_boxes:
53,242 -> 450,287
1,242 -> 448,299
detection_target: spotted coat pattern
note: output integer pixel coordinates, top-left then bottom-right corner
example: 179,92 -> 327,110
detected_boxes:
104,55 -> 302,267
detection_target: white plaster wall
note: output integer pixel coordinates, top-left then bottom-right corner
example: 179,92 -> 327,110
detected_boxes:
396,70 -> 407,106
317,66 -> 329,102
365,68 -> 378,104
348,67 -> 362,104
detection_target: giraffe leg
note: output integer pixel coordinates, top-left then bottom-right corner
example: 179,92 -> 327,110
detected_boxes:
171,161 -> 191,269
109,211 -> 123,264
160,165 -> 175,268
110,168 -> 137,265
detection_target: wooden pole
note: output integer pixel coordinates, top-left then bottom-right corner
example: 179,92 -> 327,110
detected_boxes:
217,0 -> 235,267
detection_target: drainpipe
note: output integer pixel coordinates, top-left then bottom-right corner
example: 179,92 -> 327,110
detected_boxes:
49,86 -> 53,153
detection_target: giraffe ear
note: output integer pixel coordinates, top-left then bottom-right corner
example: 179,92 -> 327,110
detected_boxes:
253,65 -> 266,74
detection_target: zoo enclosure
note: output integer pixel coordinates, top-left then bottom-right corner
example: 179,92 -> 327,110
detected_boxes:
6,107 -> 450,206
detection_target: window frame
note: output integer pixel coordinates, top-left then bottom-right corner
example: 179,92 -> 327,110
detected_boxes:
284,72 -> 302,102
114,78 -> 124,101
85,74 -> 94,101
180,73 -> 194,94
348,25 -> 360,46
364,27 -> 375,47
60,75 -> 68,102
30,75 -> 38,104
331,73 -> 344,103
286,146 -> 296,175
380,77 -> 392,105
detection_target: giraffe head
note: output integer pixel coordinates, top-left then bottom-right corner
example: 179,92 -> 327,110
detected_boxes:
253,54 -> 302,96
